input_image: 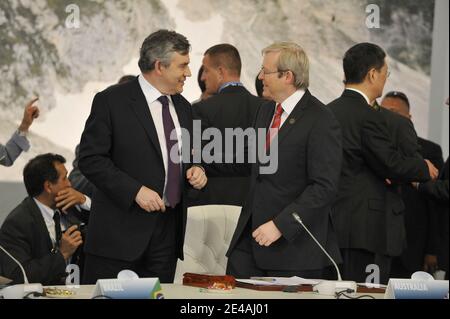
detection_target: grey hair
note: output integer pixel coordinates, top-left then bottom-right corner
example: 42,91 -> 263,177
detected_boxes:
262,42 -> 310,90
138,29 -> 191,73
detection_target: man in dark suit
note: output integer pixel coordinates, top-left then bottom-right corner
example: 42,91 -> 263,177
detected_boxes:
381,91 -> 444,278
381,91 -> 444,170
0,154 -> 89,285
328,43 -> 438,284
416,99 -> 449,279
417,159 -> 449,279
192,44 -> 264,206
225,42 -> 342,279
78,30 -> 207,284
69,76 -> 136,198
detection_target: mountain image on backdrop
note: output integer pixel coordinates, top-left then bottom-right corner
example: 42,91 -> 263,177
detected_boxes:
0,0 -> 435,180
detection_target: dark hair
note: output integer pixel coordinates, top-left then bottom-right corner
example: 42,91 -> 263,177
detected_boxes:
343,43 -> 386,85
205,44 -> 242,76
384,91 -> 410,110
138,29 -> 190,73
197,66 -> 206,93
255,75 -> 264,98
23,154 -> 66,197
118,75 -> 136,84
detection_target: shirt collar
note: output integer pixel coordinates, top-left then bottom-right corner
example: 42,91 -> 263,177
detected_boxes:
33,198 -> 55,225
218,82 -> 244,94
346,88 -> 371,105
138,74 -> 170,105
279,89 -> 306,116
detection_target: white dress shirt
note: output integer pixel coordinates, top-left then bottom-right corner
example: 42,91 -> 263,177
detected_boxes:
270,89 -> 306,128
346,88 -> 371,105
138,75 -> 183,206
33,198 -> 91,245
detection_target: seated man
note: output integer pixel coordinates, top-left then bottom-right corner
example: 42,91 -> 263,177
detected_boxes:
0,153 -> 90,285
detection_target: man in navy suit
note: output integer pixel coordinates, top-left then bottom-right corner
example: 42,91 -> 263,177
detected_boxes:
328,43 -> 437,284
225,42 -> 342,279
79,30 -> 207,284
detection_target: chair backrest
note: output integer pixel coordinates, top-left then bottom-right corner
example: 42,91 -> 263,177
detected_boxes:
0,182 -> 27,227
174,205 -> 242,283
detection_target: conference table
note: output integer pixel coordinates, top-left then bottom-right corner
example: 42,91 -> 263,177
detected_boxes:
45,284 -> 385,299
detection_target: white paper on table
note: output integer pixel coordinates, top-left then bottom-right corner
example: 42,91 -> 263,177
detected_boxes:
238,276 -> 320,286
357,282 -> 388,289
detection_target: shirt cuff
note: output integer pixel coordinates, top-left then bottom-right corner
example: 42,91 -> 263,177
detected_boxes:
12,130 -> 30,152
78,196 -> 91,211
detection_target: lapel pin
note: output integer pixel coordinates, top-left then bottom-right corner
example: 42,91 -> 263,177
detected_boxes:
289,118 -> 296,125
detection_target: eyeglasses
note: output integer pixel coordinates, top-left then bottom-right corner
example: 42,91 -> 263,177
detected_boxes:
259,67 -> 289,76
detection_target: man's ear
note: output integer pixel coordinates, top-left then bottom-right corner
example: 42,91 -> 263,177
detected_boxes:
43,180 -> 52,194
217,66 -> 225,81
285,70 -> 296,86
367,68 -> 377,84
154,60 -> 164,75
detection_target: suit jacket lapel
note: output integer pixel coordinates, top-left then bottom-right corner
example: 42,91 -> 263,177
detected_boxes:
276,90 -> 311,146
130,81 -> 164,162
171,95 -> 189,130
26,198 -> 53,251
262,102 -> 276,130
253,103 -> 276,169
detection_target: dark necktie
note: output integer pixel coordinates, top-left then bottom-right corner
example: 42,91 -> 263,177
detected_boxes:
158,96 -> 181,208
53,210 -> 62,247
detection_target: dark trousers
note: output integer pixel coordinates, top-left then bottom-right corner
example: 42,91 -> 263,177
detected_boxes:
83,207 -> 178,284
340,248 -> 392,285
226,228 -> 323,279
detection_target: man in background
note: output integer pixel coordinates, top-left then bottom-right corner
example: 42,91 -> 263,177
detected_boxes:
192,44 -> 263,206
381,91 -> 444,278
415,98 -> 449,279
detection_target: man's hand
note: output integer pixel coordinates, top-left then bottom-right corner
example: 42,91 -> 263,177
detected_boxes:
18,98 -> 40,133
425,159 -> 439,180
59,225 -> 83,261
55,188 -> 86,212
186,166 -> 207,190
423,255 -> 439,274
252,221 -> 282,247
135,186 -> 166,213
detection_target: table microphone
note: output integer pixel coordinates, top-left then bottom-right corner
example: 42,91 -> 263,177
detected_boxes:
0,244 -> 43,299
292,213 -> 357,295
